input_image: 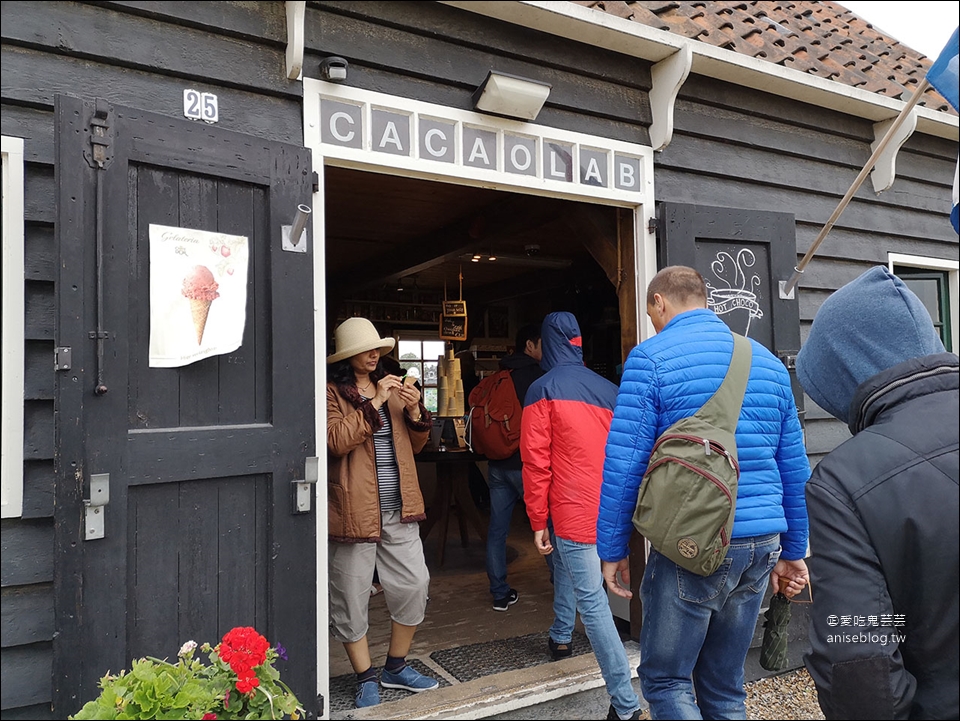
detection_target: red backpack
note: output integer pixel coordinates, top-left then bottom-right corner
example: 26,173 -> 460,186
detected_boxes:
466,370 -> 522,460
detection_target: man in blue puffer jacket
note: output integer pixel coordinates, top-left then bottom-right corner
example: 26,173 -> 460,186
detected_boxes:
597,266 -> 811,720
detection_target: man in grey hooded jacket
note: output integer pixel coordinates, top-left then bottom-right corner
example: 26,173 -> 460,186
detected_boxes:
796,266 -> 958,720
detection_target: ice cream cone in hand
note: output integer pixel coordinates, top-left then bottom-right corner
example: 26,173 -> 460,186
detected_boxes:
181,265 -> 220,345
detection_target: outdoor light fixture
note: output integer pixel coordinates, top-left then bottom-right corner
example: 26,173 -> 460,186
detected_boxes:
319,56 -> 348,82
472,71 -> 551,121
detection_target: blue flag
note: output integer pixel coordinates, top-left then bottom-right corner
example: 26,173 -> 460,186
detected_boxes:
927,27 -> 959,233
927,27 -> 959,112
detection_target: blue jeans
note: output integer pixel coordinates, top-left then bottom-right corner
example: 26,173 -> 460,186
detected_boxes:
485,464 -> 553,598
639,534 -> 781,720
552,535 -> 640,718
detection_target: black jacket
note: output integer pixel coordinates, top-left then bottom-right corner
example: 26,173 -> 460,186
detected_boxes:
487,351 -> 543,470
804,353 -> 959,720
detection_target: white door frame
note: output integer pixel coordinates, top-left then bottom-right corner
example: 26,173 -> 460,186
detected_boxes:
303,78 -> 657,716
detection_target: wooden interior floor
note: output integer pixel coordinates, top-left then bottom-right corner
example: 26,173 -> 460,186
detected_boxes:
328,495 -> 567,679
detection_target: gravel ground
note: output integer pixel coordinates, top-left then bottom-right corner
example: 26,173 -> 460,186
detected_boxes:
485,666 -> 825,720
744,668 -> 824,720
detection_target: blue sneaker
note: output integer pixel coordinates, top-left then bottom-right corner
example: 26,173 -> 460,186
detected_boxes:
380,665 -> 440,693
355,678 -> 380,708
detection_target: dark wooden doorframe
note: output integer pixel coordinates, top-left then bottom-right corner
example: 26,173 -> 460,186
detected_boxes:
53,95 -> 318,715
564,203 -> 647,637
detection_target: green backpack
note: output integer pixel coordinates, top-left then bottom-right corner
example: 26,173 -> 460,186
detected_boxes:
632,333 -> 752,577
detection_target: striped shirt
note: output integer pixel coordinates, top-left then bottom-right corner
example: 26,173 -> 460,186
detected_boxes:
367,398 -> 401,512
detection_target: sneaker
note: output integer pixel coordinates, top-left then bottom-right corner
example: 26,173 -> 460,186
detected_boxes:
492,588 -> 519,612
548,637 -> 572,660
380,665 -> 440,693
606,704 -> 643,720
355,678 -> 380,708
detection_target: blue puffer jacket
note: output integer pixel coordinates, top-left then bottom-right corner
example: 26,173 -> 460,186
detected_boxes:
597,309 -> 810,563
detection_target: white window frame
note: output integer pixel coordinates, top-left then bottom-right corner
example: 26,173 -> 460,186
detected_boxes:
396,333 -> 445,414
2,136 -> 26,519
888,253 -> 959,354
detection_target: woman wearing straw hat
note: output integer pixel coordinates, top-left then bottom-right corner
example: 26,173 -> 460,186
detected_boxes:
326,317 -> 439,708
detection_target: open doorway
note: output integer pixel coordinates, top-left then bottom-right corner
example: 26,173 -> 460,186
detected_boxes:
323,167 -> 628,716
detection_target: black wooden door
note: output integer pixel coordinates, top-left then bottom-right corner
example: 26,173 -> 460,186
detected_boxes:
53,96 -> 317,714
657,202 -> 804,414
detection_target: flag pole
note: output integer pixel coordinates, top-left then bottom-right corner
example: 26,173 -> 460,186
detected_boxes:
780,78 -> 931,298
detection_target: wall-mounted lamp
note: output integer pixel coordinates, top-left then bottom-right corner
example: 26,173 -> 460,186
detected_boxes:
472,71 -> 551,121
282,204 -> 311,253
319,56 -> 349,82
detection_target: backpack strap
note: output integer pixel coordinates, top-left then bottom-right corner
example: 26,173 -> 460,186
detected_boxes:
695,333 -> 752,432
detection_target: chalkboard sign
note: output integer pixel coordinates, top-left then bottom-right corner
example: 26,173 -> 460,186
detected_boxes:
439,314 -> 467,341
442,300 -> 467,317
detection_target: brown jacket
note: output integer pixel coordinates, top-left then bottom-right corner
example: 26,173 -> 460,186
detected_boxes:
327,382 -> 432,543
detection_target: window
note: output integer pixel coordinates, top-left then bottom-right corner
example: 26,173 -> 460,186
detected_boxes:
2,136 -> 25,518
397,337 -> 445,414
889,254 -> 959,354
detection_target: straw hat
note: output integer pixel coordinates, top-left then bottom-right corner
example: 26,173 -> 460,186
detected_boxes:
327,317 -> 396,364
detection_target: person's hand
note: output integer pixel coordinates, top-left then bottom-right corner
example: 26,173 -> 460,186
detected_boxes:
602,558 -> 633,599
373,374 -> 402,406
533,529 -> 553,556
770,558 -> 809,598
397,383 -> 421,413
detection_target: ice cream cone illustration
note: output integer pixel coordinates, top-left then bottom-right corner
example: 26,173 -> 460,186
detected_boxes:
181,265 -> 220,345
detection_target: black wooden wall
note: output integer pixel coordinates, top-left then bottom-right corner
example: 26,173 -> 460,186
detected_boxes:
655,74 -> 958,464
0,2 -> 301,716
1,0 -> 956,716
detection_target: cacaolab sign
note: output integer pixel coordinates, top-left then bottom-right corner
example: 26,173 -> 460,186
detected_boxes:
304,79 -> 653,202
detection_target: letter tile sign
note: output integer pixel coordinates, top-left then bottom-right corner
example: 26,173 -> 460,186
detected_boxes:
304,79 -> 655,207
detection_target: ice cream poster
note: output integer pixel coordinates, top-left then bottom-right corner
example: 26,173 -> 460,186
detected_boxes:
148,224 -> 249,368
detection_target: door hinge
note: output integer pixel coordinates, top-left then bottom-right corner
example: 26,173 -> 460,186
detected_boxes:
292,457 -> 319,513
55,346 -> 73,371
312,171 -> 320,194
647,216 -> 658,235
777,351 -> 798,370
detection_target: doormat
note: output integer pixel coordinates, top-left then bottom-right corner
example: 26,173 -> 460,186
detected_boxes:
328,659 -> 451,714
429,629 -> 591,683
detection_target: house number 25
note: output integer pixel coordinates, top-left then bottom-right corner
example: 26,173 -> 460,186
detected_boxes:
183,89 -> 219,123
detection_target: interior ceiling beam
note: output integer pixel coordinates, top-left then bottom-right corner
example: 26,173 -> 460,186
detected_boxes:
329,196 -> 566,294
465,268 -> 569,307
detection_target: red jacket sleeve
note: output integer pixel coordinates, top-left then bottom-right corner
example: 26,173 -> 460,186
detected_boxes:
520,398 -> 552,532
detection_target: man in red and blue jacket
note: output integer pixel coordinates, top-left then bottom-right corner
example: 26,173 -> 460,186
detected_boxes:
521,312 -> 642,721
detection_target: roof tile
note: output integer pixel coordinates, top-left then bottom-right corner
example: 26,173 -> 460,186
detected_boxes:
570,0 -> 955,113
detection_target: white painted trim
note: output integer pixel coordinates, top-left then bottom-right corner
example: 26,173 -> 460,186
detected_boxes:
888,253 -> 960,354
2,136 -> 26,519
310,139 -> 331,718
305,81 -> 657,711
285,1 -> 305,81
304,79 -> 656,206
440,1 -> 960,142
870,111 -> 918,193
649,44 -> 692,151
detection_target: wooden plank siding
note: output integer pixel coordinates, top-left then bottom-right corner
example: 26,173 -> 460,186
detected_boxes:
655,73 -> 957,460
0,2 -> 301,715
304,0 -> 654,145
1,1 -> 955,715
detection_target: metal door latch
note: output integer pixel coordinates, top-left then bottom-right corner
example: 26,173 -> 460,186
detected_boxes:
292,457 -> 318,513
55,347 -> 72,371
85,473 -> 110,540
777,351 -> 798,370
